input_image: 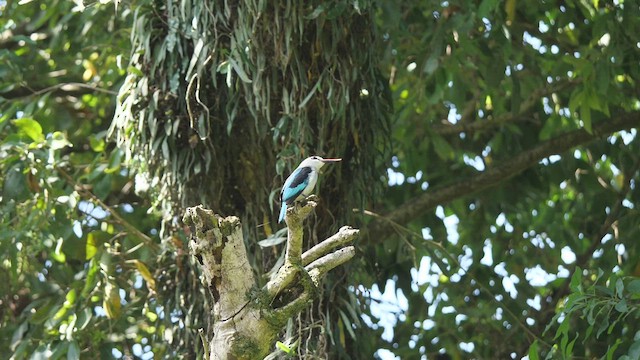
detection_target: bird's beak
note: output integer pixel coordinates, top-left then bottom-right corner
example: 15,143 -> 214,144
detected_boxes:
321,158 -> 342,163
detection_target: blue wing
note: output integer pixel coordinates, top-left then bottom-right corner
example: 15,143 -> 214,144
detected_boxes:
278,167 -> 312,223
281,167 -> 312,204
278,203 -> 287,223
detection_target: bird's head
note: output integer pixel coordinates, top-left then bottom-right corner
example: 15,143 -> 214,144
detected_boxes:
299,155 -> 342,170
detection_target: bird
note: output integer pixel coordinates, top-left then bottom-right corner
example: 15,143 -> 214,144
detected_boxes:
278,156 -> 342,223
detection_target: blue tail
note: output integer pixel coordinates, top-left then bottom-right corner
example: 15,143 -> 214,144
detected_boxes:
278,203 -> 287,223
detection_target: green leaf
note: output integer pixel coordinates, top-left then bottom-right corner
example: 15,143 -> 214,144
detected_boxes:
86,232 -> 98,260
67,340 -> 80,360
580,105 -> 592,133
75,308 -> 92,331
568,89 -> 583,116
127,66 -> 143,77
431,134 -> 454,160
606,339 -> 623,360
596,315 -> 610,338
49,342 -> 69,360
52,238 -> 67,263
565,333 -> 579,358
276,341 -> 292,354
539,116 -> 560,141
306,5 -> 325,19
339,309 -> 356,340
629,339 -> 640,360
627,279 -> 640,295
569,267 -> 582,292
3,166 -> 30,201
89,136 -> 105,152
13,118 -> 45,142
555,317 -> 569,340
30,300 -> 55,324
64,289 -> 77,307
614,299 -> 628,313
616,278 -> 624,298
257,236 -> 287,247
81,258 -> 100,298
527,340 -> 539,360
10,321 -> 29,352
423,56 -> 439,75
229,58 -> 252,83
478,0 -> 499,18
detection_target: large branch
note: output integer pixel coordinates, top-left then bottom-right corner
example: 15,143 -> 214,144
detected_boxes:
184,200 -> 358,360
364,112 -> 640,243
430,80 -> 575,135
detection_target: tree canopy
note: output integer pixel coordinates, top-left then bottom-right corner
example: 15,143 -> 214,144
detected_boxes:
1,0 -> 640,359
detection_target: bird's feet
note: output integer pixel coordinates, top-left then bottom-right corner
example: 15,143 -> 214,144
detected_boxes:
301,194 -> 318,203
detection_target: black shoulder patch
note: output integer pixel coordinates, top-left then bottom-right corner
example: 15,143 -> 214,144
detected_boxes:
290,167 -> 312,188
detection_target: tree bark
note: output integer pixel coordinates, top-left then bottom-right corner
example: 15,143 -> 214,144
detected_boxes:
183,198 -> 358,359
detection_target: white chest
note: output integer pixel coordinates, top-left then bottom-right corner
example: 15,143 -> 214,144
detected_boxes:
300,170 -> 318,198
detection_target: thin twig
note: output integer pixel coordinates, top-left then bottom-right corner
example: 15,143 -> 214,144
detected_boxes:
2,82 -> 118,99
56,167 -> 159,251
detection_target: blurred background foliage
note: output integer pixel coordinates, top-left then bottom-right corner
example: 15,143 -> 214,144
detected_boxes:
1,0 -> 640,359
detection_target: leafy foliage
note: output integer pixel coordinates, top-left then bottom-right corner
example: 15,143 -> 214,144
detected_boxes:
2,0 -> 640,359
545,268 -> 640,359
363,0 -> 640,358
1,1 -> 199,358
110,0 -> 392,231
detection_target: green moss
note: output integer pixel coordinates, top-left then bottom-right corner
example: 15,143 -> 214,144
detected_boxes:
230,334 -> 261,359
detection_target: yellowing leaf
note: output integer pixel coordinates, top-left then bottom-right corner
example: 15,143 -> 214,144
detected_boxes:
86,232 -> 98,260
505,0 -> 516,25
82,59 -> 97,81
103,281 -> 121,319
134,260 -> 156,292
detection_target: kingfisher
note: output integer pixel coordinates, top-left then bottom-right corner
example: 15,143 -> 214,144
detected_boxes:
278,156 -> 342,223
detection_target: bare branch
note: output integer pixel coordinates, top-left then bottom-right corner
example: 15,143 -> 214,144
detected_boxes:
302,226 -> 359,266
284,197 -> 317,265
265,262 -> 298,299
266,198 -> 317,298
306,246 -> 356,287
